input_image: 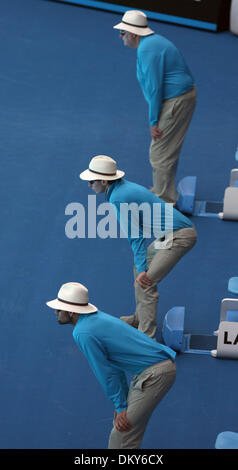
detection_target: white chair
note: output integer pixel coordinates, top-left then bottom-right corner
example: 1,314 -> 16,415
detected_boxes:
219,187 -> 238,220
214,298 -> 238,335
230,0 -> 238,35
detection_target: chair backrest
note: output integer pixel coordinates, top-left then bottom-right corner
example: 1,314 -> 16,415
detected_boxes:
176,176 -> 197,215
229,169 -> 238,187
162,306 -> 185,352
228,277 -> 238,295
220,298 -> 238,322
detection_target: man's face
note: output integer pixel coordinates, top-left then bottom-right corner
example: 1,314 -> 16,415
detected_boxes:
55,310 -> 72,325
88,180 -> 106,194
120,31 -> 138,49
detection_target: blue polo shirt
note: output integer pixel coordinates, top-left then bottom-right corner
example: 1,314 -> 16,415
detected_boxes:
137,34 -> 195,126
106,178 -> 193,274
73,310 -> 176,413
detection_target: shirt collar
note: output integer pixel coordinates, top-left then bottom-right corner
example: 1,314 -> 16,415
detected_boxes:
106,179 -> 121,201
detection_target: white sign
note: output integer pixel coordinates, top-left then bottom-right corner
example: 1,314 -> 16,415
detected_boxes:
215,322 -> 238,359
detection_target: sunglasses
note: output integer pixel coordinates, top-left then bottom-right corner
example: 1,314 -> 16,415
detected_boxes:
120,30 -> 126,36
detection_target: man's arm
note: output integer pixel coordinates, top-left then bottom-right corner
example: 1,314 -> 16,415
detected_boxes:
112,201 -> 148,273
138,50 -> 165,136
112,201 -> 153,289
74,332 -> 129,413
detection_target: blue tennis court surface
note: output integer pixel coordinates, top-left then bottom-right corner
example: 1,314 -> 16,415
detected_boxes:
0,0 -> 238,451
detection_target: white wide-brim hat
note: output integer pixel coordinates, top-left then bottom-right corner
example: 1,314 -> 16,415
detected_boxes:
46,282 -> 98,314
80,155 -> 125,181
113,10 -> 154,37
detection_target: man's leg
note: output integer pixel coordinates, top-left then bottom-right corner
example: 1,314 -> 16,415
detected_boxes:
108,359 -> 176,449
120,267 -> 158,336
120,270 -> 139,328
151,159 -> 179,204
134,227 -> 197,338
121,227 -> 197,337
134,267 -> 159,339
150,87 -> 196,204
147,227 -> 197,283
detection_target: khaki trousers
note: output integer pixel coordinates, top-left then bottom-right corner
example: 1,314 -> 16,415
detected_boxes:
150,86 -> 197,204
108,359 -> 176,449
134,226 -> 197,339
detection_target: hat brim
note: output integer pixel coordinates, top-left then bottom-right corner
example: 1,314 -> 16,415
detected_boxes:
113,22 -> 154,36
46,298 -> 98,314
79,169 -> 125,181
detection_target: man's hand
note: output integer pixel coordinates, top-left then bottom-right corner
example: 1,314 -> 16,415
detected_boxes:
114,410 -> 131,432
150,125 -> 163,141
135,271 -> 152,289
